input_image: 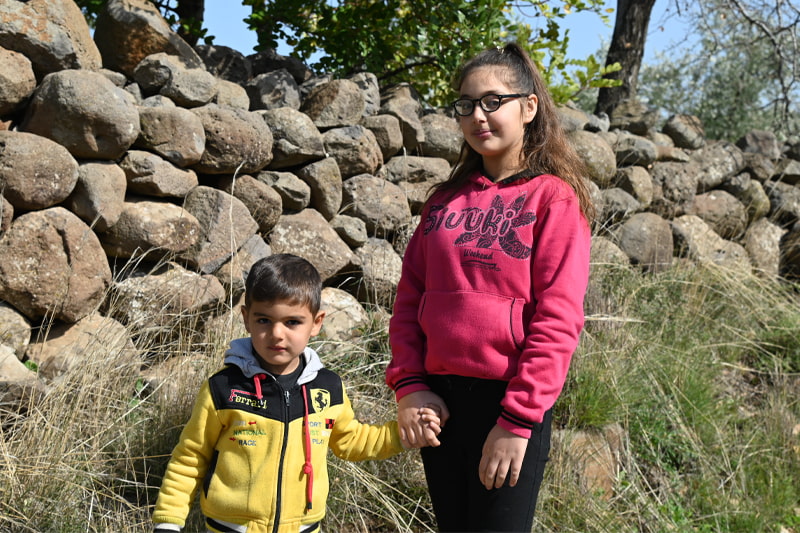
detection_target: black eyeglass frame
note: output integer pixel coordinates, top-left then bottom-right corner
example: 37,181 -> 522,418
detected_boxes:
451,93 -> 529,117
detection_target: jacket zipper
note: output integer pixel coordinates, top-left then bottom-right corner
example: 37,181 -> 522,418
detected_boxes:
272,388 -> 291,533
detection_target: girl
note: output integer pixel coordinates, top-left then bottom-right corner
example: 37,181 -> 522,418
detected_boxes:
386,43 -> 594,532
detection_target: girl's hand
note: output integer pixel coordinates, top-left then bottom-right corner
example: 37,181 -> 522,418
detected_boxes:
478,424 -> 528,490
397,391 -> 449,448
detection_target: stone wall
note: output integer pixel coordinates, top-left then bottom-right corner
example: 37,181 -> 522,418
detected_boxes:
2,0 -> 800,409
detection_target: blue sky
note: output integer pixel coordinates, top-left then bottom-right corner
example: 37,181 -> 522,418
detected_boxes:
203,0 -> 691,67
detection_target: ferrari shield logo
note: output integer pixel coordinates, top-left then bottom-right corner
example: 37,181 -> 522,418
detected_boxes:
309,389 -> 330,413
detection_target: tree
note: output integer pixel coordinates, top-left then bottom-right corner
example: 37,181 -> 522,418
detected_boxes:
242,0 -> 620,106
639,0 -> 800,141
76,0 -> 621,107
594,0 -> 657,116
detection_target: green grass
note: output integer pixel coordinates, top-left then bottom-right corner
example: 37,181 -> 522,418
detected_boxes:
1,261 -> 799,532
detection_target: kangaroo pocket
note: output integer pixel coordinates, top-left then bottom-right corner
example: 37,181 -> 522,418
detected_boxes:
418,290 -> 525,377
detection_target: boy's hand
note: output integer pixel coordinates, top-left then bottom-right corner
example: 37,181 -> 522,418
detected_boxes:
418,403 -> 443,435
397,391 -> 449,448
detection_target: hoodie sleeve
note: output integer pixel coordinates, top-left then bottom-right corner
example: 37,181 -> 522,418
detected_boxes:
386,220 -> 430,400
153,381 -> 222,528
499,189 -> 591,438
328,386 -> 404,461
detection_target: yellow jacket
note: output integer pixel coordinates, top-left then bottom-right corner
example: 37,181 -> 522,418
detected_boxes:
153,341 -> 403,532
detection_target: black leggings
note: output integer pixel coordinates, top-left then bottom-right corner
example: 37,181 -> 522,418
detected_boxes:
420,375 -> 552,532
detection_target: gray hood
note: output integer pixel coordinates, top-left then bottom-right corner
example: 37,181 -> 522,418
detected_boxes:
223,337 -> 324,385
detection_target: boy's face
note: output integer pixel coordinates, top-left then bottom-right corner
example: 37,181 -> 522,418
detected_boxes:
241,299 -> 325,375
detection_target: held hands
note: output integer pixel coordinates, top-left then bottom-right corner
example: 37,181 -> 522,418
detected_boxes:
478,424 -> 528,490
397,391 -> 449,448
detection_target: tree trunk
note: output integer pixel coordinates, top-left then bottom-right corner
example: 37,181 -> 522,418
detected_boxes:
175,0 -> 205,46
594,0 -> 656,117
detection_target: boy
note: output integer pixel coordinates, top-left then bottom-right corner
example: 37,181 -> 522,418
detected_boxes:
153,254 -> 440,533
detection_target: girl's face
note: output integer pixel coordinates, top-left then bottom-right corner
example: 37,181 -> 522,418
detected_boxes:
457,66 -> 538,179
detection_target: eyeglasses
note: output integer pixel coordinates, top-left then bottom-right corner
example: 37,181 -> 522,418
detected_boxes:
451,93 -> 529,117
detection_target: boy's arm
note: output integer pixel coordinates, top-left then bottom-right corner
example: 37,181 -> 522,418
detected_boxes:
328,387 -> 405,461
153,381 -> 222,529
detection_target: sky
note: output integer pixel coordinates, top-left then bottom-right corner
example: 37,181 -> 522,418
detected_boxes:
202,0 -> 692,67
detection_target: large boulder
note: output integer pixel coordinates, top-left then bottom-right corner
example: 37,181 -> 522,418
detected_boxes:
93,0 -> 204,77
0,208 -> 112,323
0,0 -> 102,78
0,130 -> 78,211
21,69 -> 140,159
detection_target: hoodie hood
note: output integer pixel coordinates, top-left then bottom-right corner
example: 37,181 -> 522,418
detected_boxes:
223,337 -> 324,385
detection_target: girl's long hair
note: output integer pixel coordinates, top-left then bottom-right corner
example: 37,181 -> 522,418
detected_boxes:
430,42 -> 595,222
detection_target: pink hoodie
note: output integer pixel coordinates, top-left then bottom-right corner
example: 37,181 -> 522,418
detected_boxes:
387,172 -> 591,438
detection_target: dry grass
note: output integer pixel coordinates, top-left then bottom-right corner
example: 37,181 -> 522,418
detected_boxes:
0,260 -> 798,532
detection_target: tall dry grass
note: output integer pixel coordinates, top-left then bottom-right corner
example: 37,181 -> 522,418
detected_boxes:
0,259 -> 798,532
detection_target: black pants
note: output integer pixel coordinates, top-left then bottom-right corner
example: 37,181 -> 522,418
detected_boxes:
420,375 -> 552,532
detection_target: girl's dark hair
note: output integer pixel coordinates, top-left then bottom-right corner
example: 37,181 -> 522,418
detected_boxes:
244,254 -> 322,314
431,42 -> 595,222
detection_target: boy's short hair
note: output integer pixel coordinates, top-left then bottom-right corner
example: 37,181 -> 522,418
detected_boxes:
244,254 -> 322,313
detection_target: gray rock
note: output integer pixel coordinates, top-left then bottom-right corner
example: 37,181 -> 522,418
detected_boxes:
0,0 -> 102,78
0,48 -> 36,116
119,150 -> 199,198
196,44 -> 253,85
257,171 -> 311,212
248,48 -> 313,85
744,218 -> 785,277
330,214 -> 368,248
219,174 -> 282,235
342,174 -> 412,235
662,114 -> 705,150
322,125 -> 383,178
0,207 -> 111,322
614,166 -> 653,208
190,103 -> 273,175
182,186 -> 260,274
65,161 -> 127,232
349,72 -> 381,117
268,208 -> 356,281
214,79 -> 251,110
295,157 -> 343,220
764,181 -> 800,227
774,158 -> 800,185
419,112 -> 462,163
570,130 -> 617,187
99,197 -> 201,260
736,129 -> 780,160
160,67 -> 218,108
109,261 -> 226,344
353,238 -> 402,307
691,190 -> 748,240
0,130 -> 79,211
380,83 -> 425,152
135,105 -> 206,167
671,214 -> 751,272
246,69 -> 302,111
616,213 -> 674,273
600,188 -> 640,225
26,313 -> 138,380
650,161 -> 701,219
261,107 -> 326,169
302,79 -> 366,129
691,141 -> 746,192
0,301 -> 31,358
94,0 -> 204,77
362,114 -> 404,162
133,52 -> 194,94
22,69 -> 140,160
0,195 -> 12,234
214,234 -> 271,301
608,98 -> 658,135
614,132 -> 657,168
320,287 -> 369,342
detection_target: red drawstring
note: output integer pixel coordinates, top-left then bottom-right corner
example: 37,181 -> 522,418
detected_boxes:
254,374 -> 266,399
301,384 -> 314,511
